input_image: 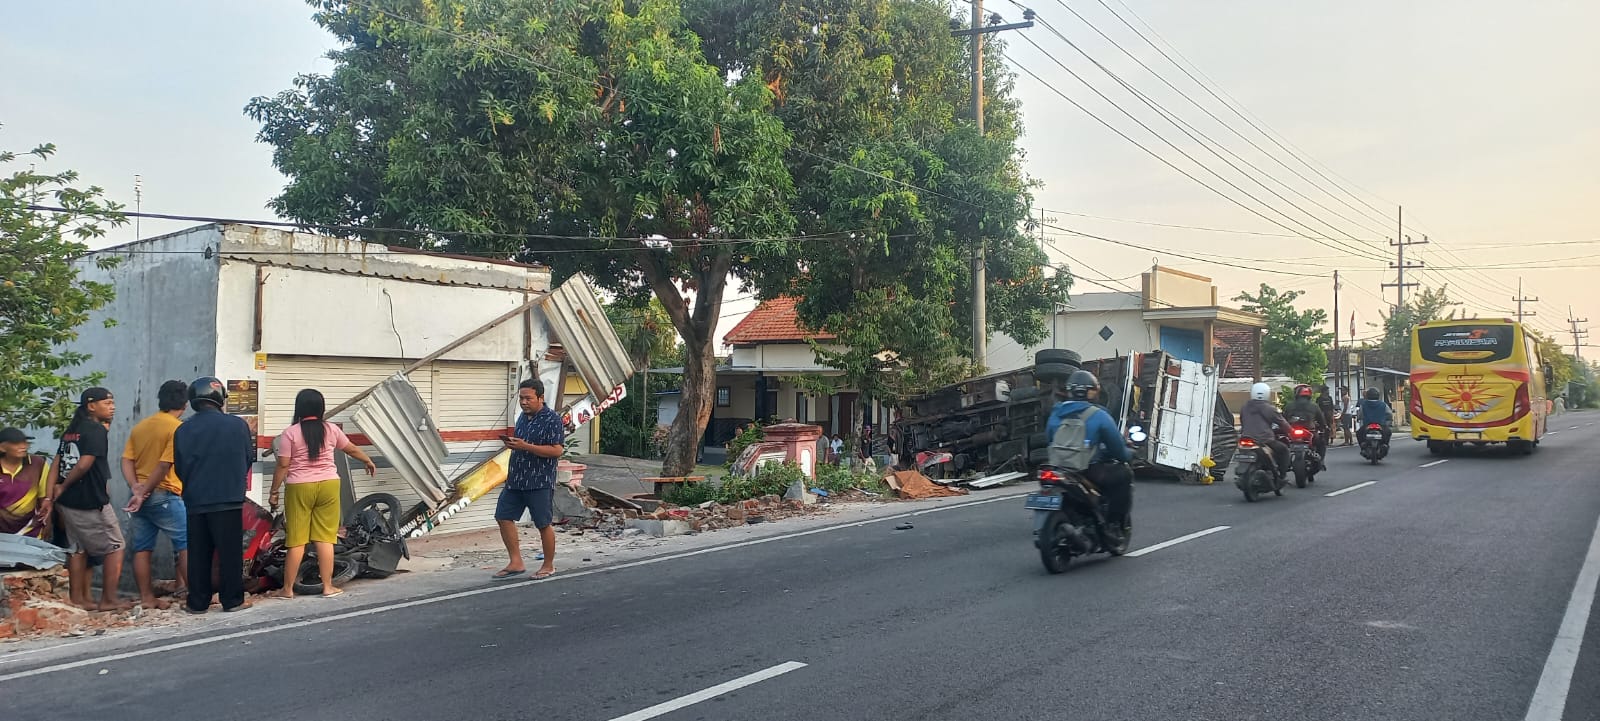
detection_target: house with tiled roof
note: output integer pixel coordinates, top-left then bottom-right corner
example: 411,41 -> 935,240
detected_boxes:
656,296 -> 885,452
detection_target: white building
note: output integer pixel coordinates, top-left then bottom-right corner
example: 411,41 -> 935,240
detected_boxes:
58,223 -> 617,535
986,266 -> 1267,379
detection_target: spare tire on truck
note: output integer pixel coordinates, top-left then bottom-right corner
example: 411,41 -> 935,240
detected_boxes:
1034,363 -> 1077,383
1034,349 -> 1082,368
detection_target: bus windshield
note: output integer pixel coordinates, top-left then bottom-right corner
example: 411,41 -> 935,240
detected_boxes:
1415,324 -> 1515,364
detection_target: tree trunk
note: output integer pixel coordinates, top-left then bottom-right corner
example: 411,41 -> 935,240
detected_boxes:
639,248 -> 732,477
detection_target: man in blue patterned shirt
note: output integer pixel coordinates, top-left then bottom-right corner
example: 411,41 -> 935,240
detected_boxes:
493,378 -> 565,580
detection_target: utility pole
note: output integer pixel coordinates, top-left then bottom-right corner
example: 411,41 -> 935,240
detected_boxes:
1333,270 -> 1342,394
1381,206 -> 1427,310
953,2 -> 1032,364
1512,277 -> 1539,323
133,174 -> 143,242
1568,307 -> 1589,360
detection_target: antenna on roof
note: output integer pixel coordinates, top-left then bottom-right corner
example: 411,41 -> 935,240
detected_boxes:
134,174 -> 143,241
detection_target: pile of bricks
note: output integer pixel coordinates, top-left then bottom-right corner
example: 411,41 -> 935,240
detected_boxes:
0,569 -> 176,640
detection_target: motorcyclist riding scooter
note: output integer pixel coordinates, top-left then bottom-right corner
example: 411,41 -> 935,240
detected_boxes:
1240,382 -> 1292,481
1044,370 -> 1134,547
1357,387 -> 1394,448
1284,384 -> 1329,471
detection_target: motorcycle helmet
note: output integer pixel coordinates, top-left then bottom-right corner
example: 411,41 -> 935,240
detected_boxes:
1250,382 -> 1271,401
188,376 -> 227,410
1065,370 -> 1100,400
1364,387 -> 1381,401
1295,384 -> 1313,399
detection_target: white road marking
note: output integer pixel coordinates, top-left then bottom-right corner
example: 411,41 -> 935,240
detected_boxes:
0,491 -> 1030,681
1568,426 -> 1580,431
1548,432 -> 1561,436
607,661 -> 807,721
1125,526 -> 1230,557
1325,481 -> 1378,497
1522,511 -> 1600,721
1420,460 -> 1450,468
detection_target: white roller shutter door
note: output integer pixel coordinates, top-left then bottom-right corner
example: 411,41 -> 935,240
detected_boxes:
265,356 -> 515,534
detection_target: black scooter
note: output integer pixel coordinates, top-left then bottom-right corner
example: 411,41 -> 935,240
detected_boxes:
1359,423 -> 1390,464
1233,432 -> 1288,502
1026,465 -> 1130,574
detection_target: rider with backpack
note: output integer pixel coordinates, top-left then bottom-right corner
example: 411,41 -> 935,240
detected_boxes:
1044,370 -> 1133,545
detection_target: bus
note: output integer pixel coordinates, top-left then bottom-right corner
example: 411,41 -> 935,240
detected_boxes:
1408,319 -> 1549,454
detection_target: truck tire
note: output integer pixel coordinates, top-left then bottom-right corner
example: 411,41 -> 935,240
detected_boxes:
1034,349 -> 1082,368
1028,431 -> 1048,449
1009,386 -> 1043,403
1034,362 -> 1076,383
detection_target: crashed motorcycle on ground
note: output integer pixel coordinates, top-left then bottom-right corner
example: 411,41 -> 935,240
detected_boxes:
1359,423 -> 1390,465
1233,431 -> 1287,503
243,493 -> 409,595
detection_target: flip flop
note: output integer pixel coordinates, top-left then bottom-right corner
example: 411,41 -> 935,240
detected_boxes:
491,569 -> 526,581
322,590 -> 344,598
532,569 -> 556,580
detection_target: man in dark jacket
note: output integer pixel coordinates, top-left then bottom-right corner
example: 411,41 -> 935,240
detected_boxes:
172,377 -> 255,614
1357,387 -> 1394,447
1240,383 -> 1291,477
1284,384 -> 1329,467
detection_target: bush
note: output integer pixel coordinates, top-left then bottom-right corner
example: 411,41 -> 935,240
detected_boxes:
662,481 -> 719,507
724,423 -> 766,468
716,461 -> 803,504
814,463 -> 889,495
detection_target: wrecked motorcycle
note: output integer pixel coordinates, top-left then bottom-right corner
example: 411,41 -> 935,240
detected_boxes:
245,493 -> 409,595
1027,465 -> 1130,574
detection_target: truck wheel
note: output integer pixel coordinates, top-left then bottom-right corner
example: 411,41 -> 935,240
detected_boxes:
1009,386 -> 1043,403
1028,431 -> 1048,449
1034,349 -> 1082,368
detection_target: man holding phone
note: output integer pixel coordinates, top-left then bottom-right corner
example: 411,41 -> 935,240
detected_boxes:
492,378 -> 565,580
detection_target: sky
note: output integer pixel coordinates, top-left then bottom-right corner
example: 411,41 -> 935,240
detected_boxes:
3,1 -> 1596,354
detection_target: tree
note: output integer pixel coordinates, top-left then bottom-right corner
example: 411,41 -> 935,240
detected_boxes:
250,0 -> 1060,474
1380,285 -> 1459,352
600,298 -> 680,458
0,141 -> 123,430
685,0 -> 1066,438
1528,328 -> 1577,394
248,0 -> 797,475
1234,284 -> 1333,384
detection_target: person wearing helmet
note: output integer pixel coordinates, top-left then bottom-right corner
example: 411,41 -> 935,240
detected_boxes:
1356,386 -> 1394,447
1240,382 -> 1291,479
1045,370 -> 1133,544
171,377 -> 257,614
1283,384 -> 1328,468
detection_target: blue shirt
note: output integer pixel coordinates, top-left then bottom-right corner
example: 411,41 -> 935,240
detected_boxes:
1358,399 -> 1393,426
172,408 -> 254,513
506,406 -> 564,491
1045,401 -> 1130,464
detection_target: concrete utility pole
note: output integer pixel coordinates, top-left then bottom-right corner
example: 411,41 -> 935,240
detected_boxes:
1568,307 -> 1589,360
1512,278 -> 1539,324
953,1 -> 1032,364
1333,270 -> 1342,392
1381,206 -> 1426,310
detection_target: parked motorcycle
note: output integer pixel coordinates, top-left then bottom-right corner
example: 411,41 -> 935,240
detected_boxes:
1026,465 -> 1130,573
1233,436 -> 1286,502
1286,422 -> 1321,488
1359,423 -> 1389,465
246,493 -> 410,595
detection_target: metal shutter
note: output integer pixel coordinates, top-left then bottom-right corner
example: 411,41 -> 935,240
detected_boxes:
429,361 -> 516,533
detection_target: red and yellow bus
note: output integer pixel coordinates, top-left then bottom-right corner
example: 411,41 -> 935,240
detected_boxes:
1409,319 -> 1549,454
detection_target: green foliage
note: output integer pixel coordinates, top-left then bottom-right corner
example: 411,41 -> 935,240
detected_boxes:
1234,284 -> 1333,384
599,298 -> 681,458
812,462 -> 886,495
715,460 -> 803,504
1380,285 -> 1459,353
661,480 -> 719,507
1528,329 -> 1577,392
722,423 -> 765,468
0,140 -> 124,430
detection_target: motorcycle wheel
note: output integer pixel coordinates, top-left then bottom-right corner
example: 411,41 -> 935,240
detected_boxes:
1241,469 -> 1260,503
354,492 -> 410,560
1294,458 -> 1308,489
292,556 -> 362,596
1038,512 -> 1074,574
1368,455 -> 1380,465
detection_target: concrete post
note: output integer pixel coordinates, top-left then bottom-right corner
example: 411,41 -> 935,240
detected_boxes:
760,422 -> 825,478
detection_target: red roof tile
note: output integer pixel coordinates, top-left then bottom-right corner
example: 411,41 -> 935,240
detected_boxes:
723,296 -> 835,346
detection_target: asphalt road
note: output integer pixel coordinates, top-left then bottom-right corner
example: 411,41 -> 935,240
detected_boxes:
5,416 -> 1600,721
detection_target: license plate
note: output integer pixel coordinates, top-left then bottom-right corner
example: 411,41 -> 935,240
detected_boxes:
1455,432 -> 1481,440
1366,432 -> 1383,440
1235,452 -> 1255,463
1024,493 -> 1063,511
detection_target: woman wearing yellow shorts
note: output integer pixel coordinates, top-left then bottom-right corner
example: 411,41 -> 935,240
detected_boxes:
267,389 -> 376,599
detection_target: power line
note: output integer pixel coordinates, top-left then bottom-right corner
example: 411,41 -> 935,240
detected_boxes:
1026,4 -> 1394,247
1038,221 -> 1323,277
1004,46 -> 1387,264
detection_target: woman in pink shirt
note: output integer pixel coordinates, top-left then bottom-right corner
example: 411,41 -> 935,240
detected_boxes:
267,389 -> 376,599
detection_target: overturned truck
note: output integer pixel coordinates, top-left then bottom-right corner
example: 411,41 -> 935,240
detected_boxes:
894,350 -> 1238,483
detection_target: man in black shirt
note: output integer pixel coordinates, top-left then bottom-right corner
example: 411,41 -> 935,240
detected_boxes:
46,387 -> 130,611
172,377 -> 255,613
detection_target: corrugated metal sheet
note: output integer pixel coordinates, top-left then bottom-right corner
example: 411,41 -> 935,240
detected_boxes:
538,275 -> 635,399
352,374 -> 451,507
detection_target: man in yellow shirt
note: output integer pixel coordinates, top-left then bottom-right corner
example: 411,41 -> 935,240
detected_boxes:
122,381 -> 189,610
